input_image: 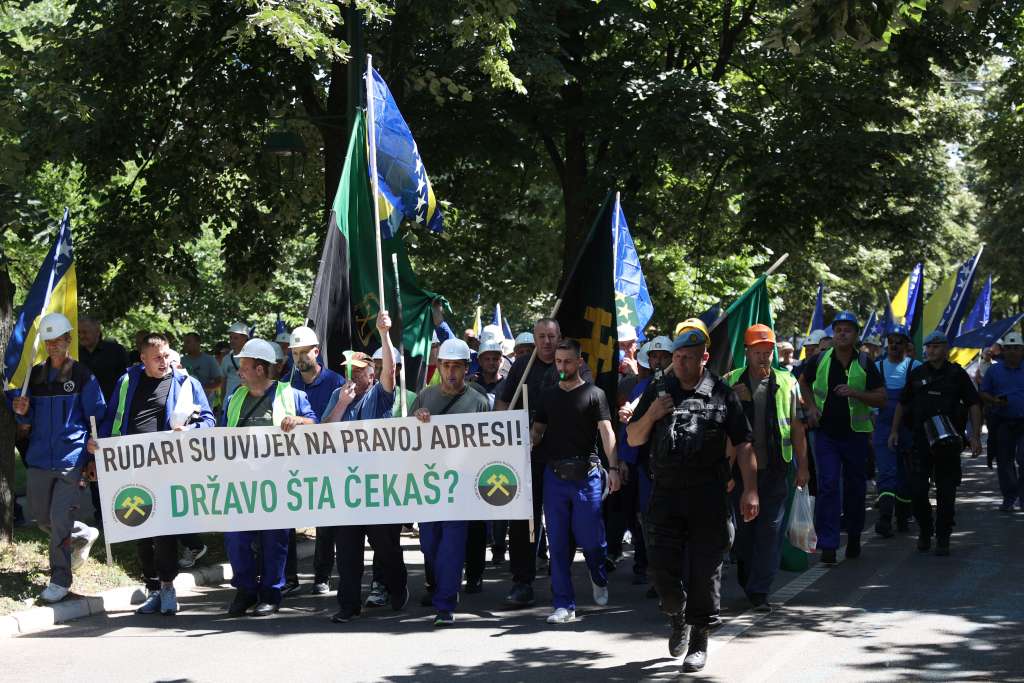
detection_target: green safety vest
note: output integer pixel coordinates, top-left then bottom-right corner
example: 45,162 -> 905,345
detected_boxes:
225,381 -> 296,428
725,367 -> 794,463
110,374 -> 131,437
811,348 -> 872,433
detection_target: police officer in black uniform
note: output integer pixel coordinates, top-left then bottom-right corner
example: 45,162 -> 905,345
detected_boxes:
890,331 -> 982,556
626,328 -> 759,673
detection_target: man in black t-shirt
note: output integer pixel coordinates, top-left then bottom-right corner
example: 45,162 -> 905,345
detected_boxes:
531,339 -> 621,625
626,328 -> 757,673
495,317 -> 592,608
798,312 -> 886,565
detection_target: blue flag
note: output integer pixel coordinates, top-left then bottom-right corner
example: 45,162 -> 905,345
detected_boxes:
491,304 -> 514,340
367,67 -> 443,239
613,194 -> 653,341
4,209 -> 79,389
698,304 -> 721,328
935,250 -> 983,337
960,275 -> 992,334
861,311 -> 878,342
809,283 -> 825,333
275,313 -> 286,338
952,315 -> 1023,350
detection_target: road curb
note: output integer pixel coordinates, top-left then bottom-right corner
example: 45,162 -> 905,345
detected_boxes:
1,537 -> 315,637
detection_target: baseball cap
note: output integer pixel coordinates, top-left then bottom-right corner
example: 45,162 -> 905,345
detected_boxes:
342,351 -> 372,368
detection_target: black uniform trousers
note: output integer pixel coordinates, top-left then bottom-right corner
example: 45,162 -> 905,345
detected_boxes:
313,526 -> 336,583
333,524 -> 407,613
508,459 -> 546,585
909,439 -> 961,541
646,481 -> 731,626
604,464 -> 647,573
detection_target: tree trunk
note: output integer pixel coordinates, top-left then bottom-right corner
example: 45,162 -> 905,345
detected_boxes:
0,260 -> 16,544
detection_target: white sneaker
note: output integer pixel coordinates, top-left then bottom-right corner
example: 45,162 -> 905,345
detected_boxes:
592,580 -> 609,606
70,525 -> 100,571
178,544 -> 208,569
40,582 -> 69,603
546,607 -> 576,624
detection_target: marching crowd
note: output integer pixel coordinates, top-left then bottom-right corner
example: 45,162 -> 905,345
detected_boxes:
8,301 -> 1023,674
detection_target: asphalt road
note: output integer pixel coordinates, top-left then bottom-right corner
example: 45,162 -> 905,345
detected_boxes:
3,455 -> 1022,682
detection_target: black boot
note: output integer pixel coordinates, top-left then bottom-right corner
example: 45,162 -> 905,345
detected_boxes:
845,534 -> 861,559
874,497 -> 894,538
935,536 -> 950,556
669,613 -> 690,657
683,627 -> 709,672
917,532 -> 932,552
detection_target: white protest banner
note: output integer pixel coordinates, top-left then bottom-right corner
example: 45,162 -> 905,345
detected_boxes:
95,411 -> 532,543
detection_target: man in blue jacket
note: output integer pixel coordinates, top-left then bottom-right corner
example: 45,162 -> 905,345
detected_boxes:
93,332 -> 215,615
9,313 -> 106,603
220,338 -> 317,617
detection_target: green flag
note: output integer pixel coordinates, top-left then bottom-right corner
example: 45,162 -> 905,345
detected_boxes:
707,275 -> 775,376
307,110 -> 439,378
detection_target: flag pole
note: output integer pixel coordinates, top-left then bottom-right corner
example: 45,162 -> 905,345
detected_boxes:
708,252 -> 789,334
365,54 -> 387,315
391,253 -> 408,417
89,416 -> 114,566
508,192 -> 614,409
612,192 -> 621,281
20,210 -> 69,396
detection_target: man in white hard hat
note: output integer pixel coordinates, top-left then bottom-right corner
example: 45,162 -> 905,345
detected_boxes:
469,338 -> 506,407
275,330 -> 292,375
617,323 -> 639,375
9,313 -> 106,604
287,324 -> 345,595
321,312 -> 408,623
220,338 -> 317,618
412,338 -> 491,626
980,331 -> 1024,512
219,321 -> 250,401
777,341 -> 795,372
92,332 -> 215,616
513,332 -> 535,359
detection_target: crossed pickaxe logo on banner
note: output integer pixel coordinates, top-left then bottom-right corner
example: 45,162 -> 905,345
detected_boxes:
121,495 -> 146,520
485,473 -> 511,498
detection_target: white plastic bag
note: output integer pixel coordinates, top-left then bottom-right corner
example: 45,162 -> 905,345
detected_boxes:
170,378 -> 197,429
787,486 -> 817,553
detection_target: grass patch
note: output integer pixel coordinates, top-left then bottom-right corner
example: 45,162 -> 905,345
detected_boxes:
0,526 -> 231,616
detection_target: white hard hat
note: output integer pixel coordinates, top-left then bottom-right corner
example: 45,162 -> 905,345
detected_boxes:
806,329 -> 826,345
236,338 -> 278,363
290,325 -> 319,348
479,339 -> 503,355
617,323 -> 638,342
637,344 -> 651,370
274,331 -> 291,344
480,324 -> 504,343
371,346 -> 402,364
1001,332 -> 1024,347
863,335 -> 882,347
228,321 -> 250,336
438,338 -> 471,361
39,312 -> 73,341
514,332 -> 535,347
648,335 -> 673,353
501,338 -> 515,356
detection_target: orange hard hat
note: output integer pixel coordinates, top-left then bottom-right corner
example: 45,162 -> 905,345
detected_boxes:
744,324 -> 776,347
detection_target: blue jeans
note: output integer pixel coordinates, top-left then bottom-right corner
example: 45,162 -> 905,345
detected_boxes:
731,468 -> 788,596
543,466 -> 607,610
814,431 -> 869,550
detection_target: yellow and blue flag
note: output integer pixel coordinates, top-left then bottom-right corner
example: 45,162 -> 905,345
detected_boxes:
923,248 -> 982,338
950,275 -> 992,367
613,195 -> 653,341
3,209 -> 78,389
890,263 -> 923,327
367,67 -> 444,239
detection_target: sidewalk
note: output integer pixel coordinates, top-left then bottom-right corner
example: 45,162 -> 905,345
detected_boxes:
0,534 -> 316,637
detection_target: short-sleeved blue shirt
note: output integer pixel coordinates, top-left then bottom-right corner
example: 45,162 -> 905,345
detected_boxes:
291,367 -> 345,421
981,362 -> 1024,418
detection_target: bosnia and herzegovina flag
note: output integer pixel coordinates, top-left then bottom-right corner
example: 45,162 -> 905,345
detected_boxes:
950,275 -> 992,368
612,194 -> 653,341
306,111 -> 440,382
4,209 -> 78,389
708,275 -> 775,377
367,67 -> 443,239
800,282 -> 825,360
